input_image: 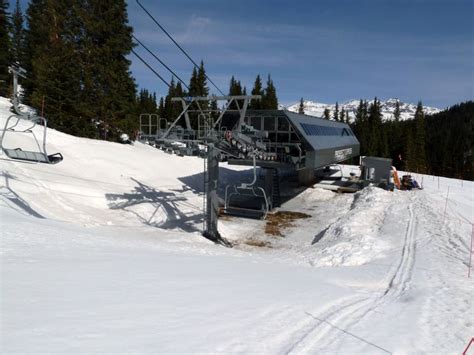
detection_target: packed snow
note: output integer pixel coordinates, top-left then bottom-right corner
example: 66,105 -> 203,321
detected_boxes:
285,98 -> 441,122
0,96 -> 472,353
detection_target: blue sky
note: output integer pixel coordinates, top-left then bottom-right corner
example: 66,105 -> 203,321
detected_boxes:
12,0 -> 474,108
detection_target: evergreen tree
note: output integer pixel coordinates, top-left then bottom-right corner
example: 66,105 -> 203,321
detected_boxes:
262,74 -> 278,109
391,100 -> 403,166
413,101 -> 427,173
11,0 -> 24,66
353,99 -> 369,154
21,0 -> 137,139
188,67 -> 199,96
345,109 -> 350,124
323,108 -> 330,120
196,60 -> 209,97
249,74 -> 263,109
28,1 -> 85,134
172,81 -> 185,118
158,97 -> 165,117
367,97 -> 383,156
22,0 -> 50,105
209,98 -> 218,119
394,99 -> 401,122
228,75 -> 243,110
0,0 -> 11,97
80,0 -> 137,139
298,97 -> 305,114
405,128 -> 416,172
333,102 -> 339,121
164,77 -> 176,120
136,89 -> 157,113
339,108 -> 345,122
424,101 -> 473,179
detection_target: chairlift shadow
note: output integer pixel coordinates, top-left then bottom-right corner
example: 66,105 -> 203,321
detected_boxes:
105,177 -> 202,233
0,170 -> 45,218
178,166 -> 259,196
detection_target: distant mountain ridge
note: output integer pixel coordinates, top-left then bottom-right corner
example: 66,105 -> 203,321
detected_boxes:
284,99 -> 440,121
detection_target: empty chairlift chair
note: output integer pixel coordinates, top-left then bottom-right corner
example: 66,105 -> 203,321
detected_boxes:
223,156 -> 270,219
0,114 -> 63,164
0,66 -> 63,164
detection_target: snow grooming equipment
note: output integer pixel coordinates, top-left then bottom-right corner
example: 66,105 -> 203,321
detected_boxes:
224,155 -> 270,220
0,66 -> 63,164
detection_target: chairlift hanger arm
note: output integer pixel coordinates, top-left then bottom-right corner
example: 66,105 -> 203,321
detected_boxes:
162,100 -> 195,138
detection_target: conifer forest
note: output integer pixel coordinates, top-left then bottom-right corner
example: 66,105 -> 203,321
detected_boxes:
0,0 -> 471,180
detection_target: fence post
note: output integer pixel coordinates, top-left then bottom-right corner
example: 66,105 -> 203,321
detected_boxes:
469,224 -> 473,278
443,186 -> 450,223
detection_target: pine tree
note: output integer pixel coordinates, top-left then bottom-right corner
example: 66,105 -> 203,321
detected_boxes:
413,101 -> 427,173
333,102 -> 339,121
323,108 -> 330,120
20,0 -> 137,139
390,100 -> 403,167
249,74 -> 263,109
345,109 -> 350,124
394,99 -> 401,122
188,67 -> 199,96
405,128 -> 416,172
11,0 -> 24,66
158,97 -> 165,117
367,97 -> 383,156
22,0 -> 50,105
136,89 -> 157,113
228,75 -> 244,110
339,108 -> 345,122
172,81 -> 185,118
27,1 -> 85,134
196,60 -> 209,97
353,100 -> 369,154
298,97 -> 305,114
164,77 -> 176,120
0,0 -> 11,97
80,0 -> 137,139
262,74 -> 278,109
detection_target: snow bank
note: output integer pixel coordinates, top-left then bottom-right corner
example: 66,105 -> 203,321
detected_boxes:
311,186 -> 393,266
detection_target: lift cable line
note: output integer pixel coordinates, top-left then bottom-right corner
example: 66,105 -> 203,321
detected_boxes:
131,48 -> 171,89
135,0 -> 226,96
132,34 -> 190,91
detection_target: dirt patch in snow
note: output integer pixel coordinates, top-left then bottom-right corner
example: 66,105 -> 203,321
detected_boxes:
265,211 -> 311,237
243,238 -> 273,248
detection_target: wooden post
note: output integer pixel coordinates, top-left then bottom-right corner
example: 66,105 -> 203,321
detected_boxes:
41,96 -> 45,117
468,224 -> 473,278
443,186 -> 450,223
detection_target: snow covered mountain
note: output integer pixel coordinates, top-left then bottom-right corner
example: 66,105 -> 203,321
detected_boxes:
285,98 -> 441,121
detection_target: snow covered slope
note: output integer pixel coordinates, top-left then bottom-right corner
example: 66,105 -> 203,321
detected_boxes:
1,97 -> 472,353
286,98 -> 441,121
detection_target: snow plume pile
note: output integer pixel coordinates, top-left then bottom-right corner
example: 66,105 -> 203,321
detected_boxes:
312,187 -> 393,266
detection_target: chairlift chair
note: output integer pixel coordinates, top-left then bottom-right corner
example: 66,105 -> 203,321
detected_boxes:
0,65 -> 63,164
0,114 -> 63,164
223,155 -> 270,219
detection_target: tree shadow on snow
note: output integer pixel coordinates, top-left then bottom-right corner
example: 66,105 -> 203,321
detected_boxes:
0,170 -> 45,219
105,178 -> 203,233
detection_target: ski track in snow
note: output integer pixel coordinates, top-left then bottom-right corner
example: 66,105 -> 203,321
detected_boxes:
280,197 -> 418,353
